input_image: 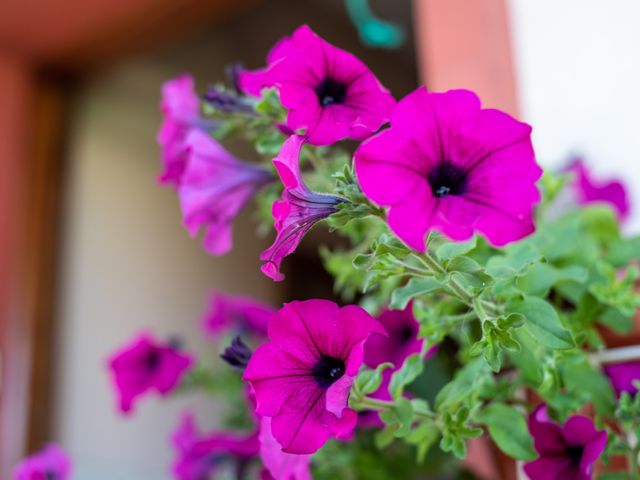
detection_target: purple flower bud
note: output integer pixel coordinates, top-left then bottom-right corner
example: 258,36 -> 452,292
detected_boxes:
220,337 -> 253,369
204,85 -> 257,115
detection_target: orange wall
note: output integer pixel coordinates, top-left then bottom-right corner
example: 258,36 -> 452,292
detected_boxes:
413,0 -> 519,116
0,53 -> 34,478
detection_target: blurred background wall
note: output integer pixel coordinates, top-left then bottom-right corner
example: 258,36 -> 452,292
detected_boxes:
51,61 -> 278,478
508,0 -> 640,233
48,1 -> 417,478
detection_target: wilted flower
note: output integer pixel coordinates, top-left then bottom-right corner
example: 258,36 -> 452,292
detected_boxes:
261,135 -> 347,281
203,291 -> 275,338
157,74 -> 204,186
239,25 -> 395,146
172,412 -> 259,480
604,360 -> 640,397
14,444 -> 72,480
108,333 -> 193,413
243,299 -> 385,454
259,417 -> 312,480
568,159 -> 630,221
179,130 -> 275,256
355,87 -> 542,251
524,404 -> 606,480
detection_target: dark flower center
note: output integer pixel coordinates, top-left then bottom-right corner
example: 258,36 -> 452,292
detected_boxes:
145,349 -> 161,371
45,471 -> 58,480
427,161 -> 468,198
399,325 -> 415,343
315,78 -> 347,106
566,445 -> 583,464
311,355 -> 346,389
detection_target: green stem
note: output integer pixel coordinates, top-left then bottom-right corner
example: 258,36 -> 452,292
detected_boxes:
417,250 -> 501,316
352,395 -> 436,421
440,311 -> 477,324
393,259 -> 433,277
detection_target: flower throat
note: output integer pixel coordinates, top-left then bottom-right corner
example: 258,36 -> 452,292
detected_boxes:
427,161 -> 468,198
315,78 -> 347,106
311,355 -> 345,389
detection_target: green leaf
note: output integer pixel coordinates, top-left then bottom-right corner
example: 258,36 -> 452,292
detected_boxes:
517,263 -> 588,297
436,237 -> 477,261
374,423 -> 399,449
374,236 -> 411,259
405,421 -> 439,463
590,263 -> 640,317
605,236 -> 640,267
389,277 -> 443,310
392,397 -> 414,437
445,255 -> 483,274
476,403 -> 537,460
599,307 -> 633,333
255,87 -> 286,120
379,397 -> 414,438
482,339 -> 502,372
354,363 -> 394,395
486,244 -> 542,280
352,253 -> 374,270
254,132 -> 285,156
580,204 -> 620,244
436,358 -> 492,409
509,296 -> 575,349
389,353 -> 425,399
561,355 -> 615,416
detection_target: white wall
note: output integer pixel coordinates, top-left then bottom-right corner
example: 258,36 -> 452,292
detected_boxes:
53,61 -> 279,479
509,0 -> 640,232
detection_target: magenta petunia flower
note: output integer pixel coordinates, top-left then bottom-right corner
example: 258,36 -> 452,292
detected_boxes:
239,25 -> 395,146
179,130 -> 275,256
359,304 -> 437,426
14,444 -> 72,480
243,299 -> 385,454
259,417 -> 312,480
364,304 -> 425,369
202,291 -> 275,338
568,159 -> 630,221
108,333 -> 193,414
260,135 -> 347,281
355,87 -> 542,251
172,411 -> 259,480
524,404 -> 607,480
157,74 -> 203,186
604,360 -> 640,397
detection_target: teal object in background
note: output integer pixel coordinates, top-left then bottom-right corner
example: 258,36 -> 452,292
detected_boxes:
345,0 -> 405,49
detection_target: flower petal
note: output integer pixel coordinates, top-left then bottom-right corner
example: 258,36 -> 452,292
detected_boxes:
523,455 -> 579,480
528,405 -> 567,455
386,182 -> 438,251
325,374 -> 354,417
259,417 -> 313,480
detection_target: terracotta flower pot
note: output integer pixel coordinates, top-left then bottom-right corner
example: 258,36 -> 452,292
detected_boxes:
597,308 -> 640,348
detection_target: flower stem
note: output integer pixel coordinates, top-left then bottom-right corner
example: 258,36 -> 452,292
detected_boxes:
417,250 -> 501,317
352,395 -> 436,421
393,259 -> 433,277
